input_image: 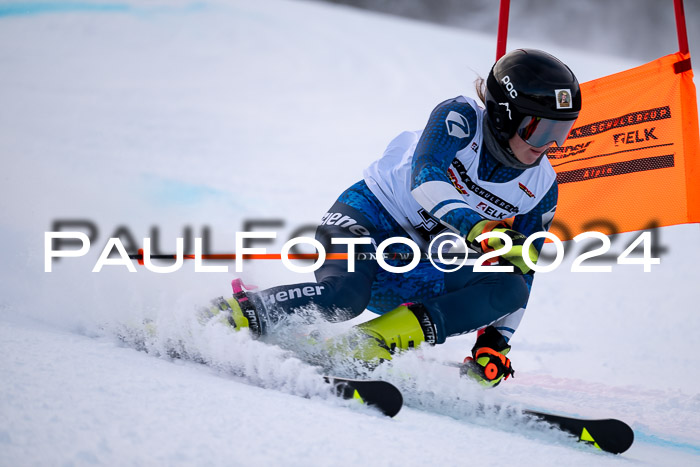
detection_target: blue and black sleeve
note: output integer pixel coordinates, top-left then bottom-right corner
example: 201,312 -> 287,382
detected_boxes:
410,97 -> 484,236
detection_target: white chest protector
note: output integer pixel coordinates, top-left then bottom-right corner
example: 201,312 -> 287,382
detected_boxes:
363,97 -> 556,251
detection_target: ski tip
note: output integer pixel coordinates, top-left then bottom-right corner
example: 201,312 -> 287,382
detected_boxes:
574,418 -> 634,454
524,411 -> 634,454
326,377 -> 403,418
590,418 -> 634,454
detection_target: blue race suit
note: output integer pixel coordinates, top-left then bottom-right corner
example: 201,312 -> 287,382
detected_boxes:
253,96 -> 557,343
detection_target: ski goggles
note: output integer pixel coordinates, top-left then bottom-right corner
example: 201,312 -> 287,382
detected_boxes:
516,116 -> 576,147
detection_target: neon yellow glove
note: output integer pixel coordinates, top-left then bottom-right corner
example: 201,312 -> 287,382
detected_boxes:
466,220 -> 538,274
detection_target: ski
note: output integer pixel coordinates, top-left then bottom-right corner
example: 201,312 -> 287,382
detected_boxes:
437,360 -> 634,453
522,409 -> 634,454
114,324 -> 404,417
325,377 -> 403,418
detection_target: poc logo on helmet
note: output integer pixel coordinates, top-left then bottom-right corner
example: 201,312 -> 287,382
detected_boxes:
501,75 -> 518,99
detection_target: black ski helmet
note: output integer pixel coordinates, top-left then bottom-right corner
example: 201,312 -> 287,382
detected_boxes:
485,49 -> 581,148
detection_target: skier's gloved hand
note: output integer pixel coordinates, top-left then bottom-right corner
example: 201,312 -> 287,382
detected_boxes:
466,220 -> 538,275
460,326 -> 514,388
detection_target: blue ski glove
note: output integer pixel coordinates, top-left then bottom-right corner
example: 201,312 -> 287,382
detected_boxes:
460,326 -> 514,387
466,220 -> 538,275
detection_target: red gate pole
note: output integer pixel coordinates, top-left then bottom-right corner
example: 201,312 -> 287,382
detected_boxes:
496,0 -> 510,60
674,0 -> 690,54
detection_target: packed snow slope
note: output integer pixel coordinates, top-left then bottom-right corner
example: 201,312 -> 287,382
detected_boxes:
1,0 -> 699,465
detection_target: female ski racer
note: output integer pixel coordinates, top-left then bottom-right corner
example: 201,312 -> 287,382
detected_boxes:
212,49 -> 581,387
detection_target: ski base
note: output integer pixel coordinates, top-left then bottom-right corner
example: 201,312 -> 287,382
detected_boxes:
524,410 -> 634,454
325,377 -> 403,418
